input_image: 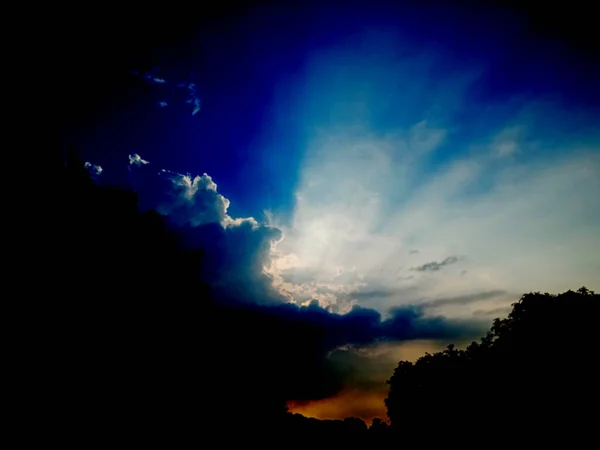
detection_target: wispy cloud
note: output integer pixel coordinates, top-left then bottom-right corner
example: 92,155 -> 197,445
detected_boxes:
129,70 -> 201,115
411,256 -> 460,272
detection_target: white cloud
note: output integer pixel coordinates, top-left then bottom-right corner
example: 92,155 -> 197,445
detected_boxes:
156,170 -> 232,227
128,154 -> 149,166
84,161 -> 102,176
127,154 -> 288,305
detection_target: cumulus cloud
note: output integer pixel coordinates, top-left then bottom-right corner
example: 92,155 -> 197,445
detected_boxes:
127,154 -> 287,305
128,155 -> 231,227
181,219 -> 288,305
156,170 -> 231,227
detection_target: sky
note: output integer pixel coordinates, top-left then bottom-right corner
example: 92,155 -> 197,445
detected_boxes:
63,1 -> 600,422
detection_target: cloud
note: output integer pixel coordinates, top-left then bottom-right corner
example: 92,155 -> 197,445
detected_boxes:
249,299 -> 483,382
129,155 -> 233,227
128,153 -> 149,166
381,305 -> 481,341
280,266 -> 323,285
84,161 -> 102,177
128,154 -> 286,305
421,290 -> 507,308
411,256 -> 460,272
491,126 -> 525,158
188,294 -> 484,406
156,170 -> 231,227
130,69 -> 201,115
181,220 -> 287,305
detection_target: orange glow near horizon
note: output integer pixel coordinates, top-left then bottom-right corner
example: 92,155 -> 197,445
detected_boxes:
287,339 -> 467,424
287,389 -> 387,425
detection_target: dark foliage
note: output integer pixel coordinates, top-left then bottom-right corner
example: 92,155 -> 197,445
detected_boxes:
385,287 -> 600,445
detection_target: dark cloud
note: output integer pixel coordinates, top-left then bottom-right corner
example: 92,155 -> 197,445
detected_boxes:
409,250 -> 419,255
211,300 -> 484,402
381,305 -> 481,341
286,301 -> 480,354
411,255 -> 460,272
181,220 -> 287,305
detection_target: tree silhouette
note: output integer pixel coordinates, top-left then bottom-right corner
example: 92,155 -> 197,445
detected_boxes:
385,287 -> 599,445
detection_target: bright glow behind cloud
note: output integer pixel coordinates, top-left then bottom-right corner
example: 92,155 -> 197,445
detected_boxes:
268,31 -> 600,316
